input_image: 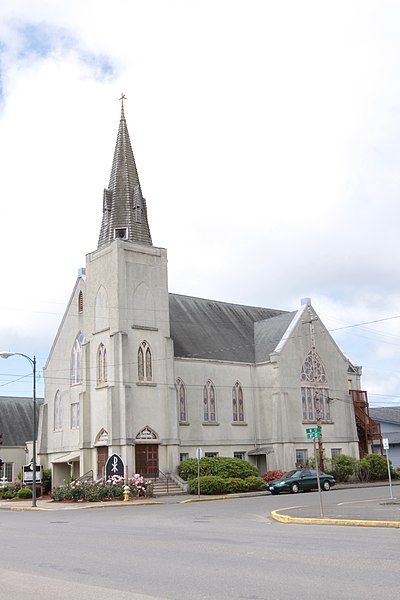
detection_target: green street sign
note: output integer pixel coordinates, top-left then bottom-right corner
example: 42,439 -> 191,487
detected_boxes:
306,427 -> 321,439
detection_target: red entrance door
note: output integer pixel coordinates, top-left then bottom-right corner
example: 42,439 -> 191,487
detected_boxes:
135,444 -> 159,477
97,446 -> 108,479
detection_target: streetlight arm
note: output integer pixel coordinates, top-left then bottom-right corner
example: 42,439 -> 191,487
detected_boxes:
0,351 -> 37,508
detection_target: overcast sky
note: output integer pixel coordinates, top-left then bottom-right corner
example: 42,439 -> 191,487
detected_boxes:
0,0 -> 399,407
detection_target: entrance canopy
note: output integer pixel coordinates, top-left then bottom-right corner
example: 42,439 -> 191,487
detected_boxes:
51,452 -> 80,464
247,446 -> 274,456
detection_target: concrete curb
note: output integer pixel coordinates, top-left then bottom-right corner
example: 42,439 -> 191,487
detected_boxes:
5,500 -> 164,511
181,494 -> 241,503
271,508 -> 400,528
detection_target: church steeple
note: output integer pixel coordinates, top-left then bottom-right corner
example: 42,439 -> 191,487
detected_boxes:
98,96 -> 153,248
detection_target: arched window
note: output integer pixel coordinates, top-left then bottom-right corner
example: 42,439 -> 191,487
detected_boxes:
54,390 -> 62,431
176,378 -> 187,422
203,379 -> 216,422
71,332 -> 85,384
232,381 -> 244,422
97,343 -> 107,385
78,291 -> 83,313
301,350 -> 331,421
138,341 -> 152,382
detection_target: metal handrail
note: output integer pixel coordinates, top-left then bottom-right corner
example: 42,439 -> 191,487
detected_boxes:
74,470 -> 94,484
149,470 -> 169,492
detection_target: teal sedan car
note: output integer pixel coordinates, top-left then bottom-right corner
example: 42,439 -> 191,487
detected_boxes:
268,468 -> 336,495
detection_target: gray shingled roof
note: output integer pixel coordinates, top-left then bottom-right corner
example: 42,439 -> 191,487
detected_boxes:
0,396 -> 43,446
255,311 -> 298,362
98,101 -> 152,248
169,293 -> 290,362
370,407 -> 400,425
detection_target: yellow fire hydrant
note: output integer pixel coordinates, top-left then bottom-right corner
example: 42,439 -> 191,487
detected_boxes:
123,485 -> 130,502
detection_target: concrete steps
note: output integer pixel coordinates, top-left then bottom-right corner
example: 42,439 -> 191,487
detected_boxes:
151,477 -> 185,496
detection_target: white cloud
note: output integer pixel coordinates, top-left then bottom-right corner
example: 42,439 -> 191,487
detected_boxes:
0,0 -> 400,405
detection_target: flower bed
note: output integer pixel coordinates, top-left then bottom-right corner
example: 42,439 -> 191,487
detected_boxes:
52,474 -> 154,502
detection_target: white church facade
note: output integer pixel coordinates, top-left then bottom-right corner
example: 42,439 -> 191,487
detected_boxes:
38,102 -> 361,487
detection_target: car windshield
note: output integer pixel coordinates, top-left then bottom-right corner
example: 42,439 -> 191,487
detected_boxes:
282,470 -> 301,479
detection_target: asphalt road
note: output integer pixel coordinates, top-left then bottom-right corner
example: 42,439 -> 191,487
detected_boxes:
1,486 -> 399,600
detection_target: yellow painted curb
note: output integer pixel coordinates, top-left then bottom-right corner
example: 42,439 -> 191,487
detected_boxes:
181,495 -> 240,503
271,509 -> 400,528
8,501 -> 163,511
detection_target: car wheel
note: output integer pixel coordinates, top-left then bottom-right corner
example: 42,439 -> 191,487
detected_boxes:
290,482 -> 300,494
322,480 -> 330,491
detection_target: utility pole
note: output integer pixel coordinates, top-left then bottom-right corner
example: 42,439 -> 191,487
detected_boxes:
303,303 -> 325,472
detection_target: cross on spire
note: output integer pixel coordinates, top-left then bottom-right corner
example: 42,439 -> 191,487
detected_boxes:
119,93 -> 126,119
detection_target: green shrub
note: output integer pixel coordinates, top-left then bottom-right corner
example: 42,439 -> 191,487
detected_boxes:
189,476 -> 227,495
189,474 -> 266,495
332,454 -> 356,481
17,487 -> 33,499
42,468 -> 52,494
178,457 -> 258,481
243,475 -> 267,491
359,454 -> 388,481
0,485 -> 20,499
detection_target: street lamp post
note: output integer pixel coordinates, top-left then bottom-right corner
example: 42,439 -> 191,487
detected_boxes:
0,351 -> 37,507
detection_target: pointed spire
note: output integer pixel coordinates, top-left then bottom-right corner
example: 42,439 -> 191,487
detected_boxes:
98,97 -> 152,248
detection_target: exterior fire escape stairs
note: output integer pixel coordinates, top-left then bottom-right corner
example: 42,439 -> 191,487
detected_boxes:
350,389 -> 383,457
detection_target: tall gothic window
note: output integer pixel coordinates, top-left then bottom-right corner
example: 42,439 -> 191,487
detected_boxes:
232,381 -> 244,422
71,332 -> 85,384
138,341 -> 152,382
301,350 -> 331,421
203,379 -> 216,422
176,378 -> 187,422
97,343 -> 107,385
78,290 -> 83,313
54,390 -> 62,431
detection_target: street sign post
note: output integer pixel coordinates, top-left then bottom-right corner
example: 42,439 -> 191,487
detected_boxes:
305,428 -> 324,517
196,448 -> 202,498
382,439 -> 394,500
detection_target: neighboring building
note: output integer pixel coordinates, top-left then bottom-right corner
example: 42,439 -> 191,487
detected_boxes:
0,396 -> 43,483
370,407 -> 400,468
38,101 -> 362,487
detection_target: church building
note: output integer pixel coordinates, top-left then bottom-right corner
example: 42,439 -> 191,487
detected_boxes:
39,101 -> 361,487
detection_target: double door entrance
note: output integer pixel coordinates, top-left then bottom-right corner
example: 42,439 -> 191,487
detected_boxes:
135,444 -> 159,477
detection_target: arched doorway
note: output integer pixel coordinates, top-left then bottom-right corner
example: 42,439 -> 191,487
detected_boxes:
95,428 -> 109,479
135,426 -> 159,477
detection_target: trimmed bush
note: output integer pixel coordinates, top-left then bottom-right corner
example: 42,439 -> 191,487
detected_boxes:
42,468 -> 52,494
17,487 -> 33,499
178,457 -> 259,481
359,454 -> 388,481
188,475 -> 266,495
332,454 -> 356,481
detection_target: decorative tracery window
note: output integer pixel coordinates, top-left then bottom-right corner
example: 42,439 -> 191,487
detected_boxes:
176,378 -> 187,422
232,381 -> 244,422
97,343 -> 107,385
71,332 -> 85,384
54,390 -> 62,431
138,341 -> 152,382
301,350 -> 331,421
203,379 -> 216,422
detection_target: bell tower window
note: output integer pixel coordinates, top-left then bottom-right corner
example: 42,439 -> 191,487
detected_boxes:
114,227 -> 128,240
